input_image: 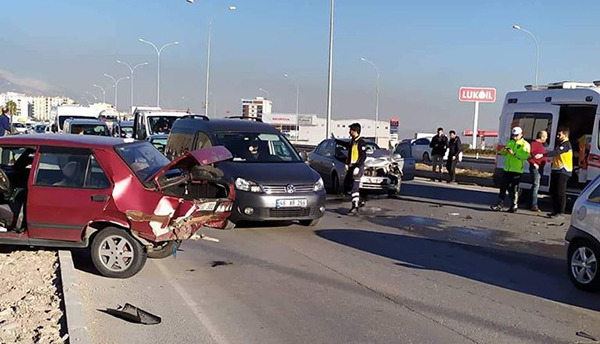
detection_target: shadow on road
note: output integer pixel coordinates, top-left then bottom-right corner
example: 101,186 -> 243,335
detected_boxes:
315,228 -> 600,313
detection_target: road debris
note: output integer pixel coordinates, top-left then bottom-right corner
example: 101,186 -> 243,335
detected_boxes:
210,261 -> 233,268
0,250 -> 65,344
103,303 -> 161,325
447,212 -> 460,216
576,331 -> 597,341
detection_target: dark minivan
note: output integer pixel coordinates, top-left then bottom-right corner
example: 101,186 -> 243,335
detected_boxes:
165,116 -> 326,229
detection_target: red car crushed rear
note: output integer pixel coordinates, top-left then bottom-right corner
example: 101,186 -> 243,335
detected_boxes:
0,135 -> 234,278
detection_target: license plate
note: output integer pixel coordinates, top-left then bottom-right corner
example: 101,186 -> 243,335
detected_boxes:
276,199 -> 308,208
197,201 -> 217,211
364,177 -> 384,184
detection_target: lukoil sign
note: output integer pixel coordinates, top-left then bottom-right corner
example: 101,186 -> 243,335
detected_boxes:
459,87 -> 496,103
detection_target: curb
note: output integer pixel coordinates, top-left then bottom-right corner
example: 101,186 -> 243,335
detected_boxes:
58,250 -> 92,344
415,169 -> 495,187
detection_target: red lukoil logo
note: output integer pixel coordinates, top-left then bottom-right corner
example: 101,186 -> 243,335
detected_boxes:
459,87 -> 497,103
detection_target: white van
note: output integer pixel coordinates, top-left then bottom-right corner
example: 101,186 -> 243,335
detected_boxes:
495,81 -> 600,195
132,107 -> 190,140
54,105 -> 101,133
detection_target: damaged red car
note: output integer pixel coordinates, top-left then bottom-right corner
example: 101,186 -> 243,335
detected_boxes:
0,135 -> 234,278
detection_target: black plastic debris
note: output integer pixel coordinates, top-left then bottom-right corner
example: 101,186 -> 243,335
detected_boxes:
576,331 -> 597,341
210,261 -> 232,268
103,304 -> 161,325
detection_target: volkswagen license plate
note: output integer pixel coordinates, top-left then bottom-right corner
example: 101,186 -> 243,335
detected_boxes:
276,199 -> 308,208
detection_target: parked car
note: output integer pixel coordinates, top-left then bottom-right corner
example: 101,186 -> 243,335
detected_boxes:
63,119 -> 110,137
410,137 -> 433,162
12,123 -> 28,135
0,134 -> 234,278
308,139 -> 415,195
147,134 -> 168,154
34,124 -> 47,134
117,120 -> 134,138
165,116 -> 326,228
565,175 -> 600,290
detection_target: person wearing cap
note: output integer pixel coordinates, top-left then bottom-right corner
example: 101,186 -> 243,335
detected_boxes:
429,127 -> 448,182
491,126 -> 531,213
333,122 -> 367,215
534,127 -> 573,219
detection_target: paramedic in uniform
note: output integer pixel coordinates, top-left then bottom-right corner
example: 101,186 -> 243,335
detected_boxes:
334,123 -> 367,215
491,126 -> 531,213
535,127 -> 573,220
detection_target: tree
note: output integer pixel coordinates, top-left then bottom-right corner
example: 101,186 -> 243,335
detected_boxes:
4,100 -> 17,117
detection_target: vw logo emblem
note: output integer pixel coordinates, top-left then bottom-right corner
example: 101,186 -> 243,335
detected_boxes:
286,184 -> 296,194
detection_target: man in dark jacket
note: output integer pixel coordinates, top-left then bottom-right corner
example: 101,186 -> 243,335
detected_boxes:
0,108 -> 10,137
429,127 -> 448,182
446,130 -> 462,183
334,123 -> 367,215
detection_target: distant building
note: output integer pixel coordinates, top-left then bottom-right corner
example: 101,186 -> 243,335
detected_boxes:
0,92 -> 33,122
32,95 -> 75,122
242,97 -> 272,119
262,113 -> 391,148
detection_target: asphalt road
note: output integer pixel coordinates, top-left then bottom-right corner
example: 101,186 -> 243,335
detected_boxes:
74,179 -> 600,344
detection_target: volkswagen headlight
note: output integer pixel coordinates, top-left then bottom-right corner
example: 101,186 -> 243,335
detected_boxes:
235,177 -> 263,193
314,177 -> 324,192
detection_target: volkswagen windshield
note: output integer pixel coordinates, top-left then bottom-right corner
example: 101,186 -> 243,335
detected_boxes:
213,132 -> 301,163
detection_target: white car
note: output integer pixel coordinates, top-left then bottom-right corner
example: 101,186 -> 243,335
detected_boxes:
566,176 -> 600,290
410,138 -> 433,162
12,123 -> 28,134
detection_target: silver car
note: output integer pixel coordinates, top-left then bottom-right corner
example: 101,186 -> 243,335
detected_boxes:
308,139 -> 415,195
565,176 -> 600,290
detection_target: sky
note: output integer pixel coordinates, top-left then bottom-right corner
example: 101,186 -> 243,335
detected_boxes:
1,0 -> 600,138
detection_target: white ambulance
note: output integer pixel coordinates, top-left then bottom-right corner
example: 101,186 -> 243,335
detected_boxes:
494,81 -> 600,195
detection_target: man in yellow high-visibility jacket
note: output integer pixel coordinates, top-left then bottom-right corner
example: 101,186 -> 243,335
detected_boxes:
491,126 -> 531,213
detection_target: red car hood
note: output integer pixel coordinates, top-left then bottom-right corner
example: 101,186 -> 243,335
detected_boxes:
146,146 -> 232,185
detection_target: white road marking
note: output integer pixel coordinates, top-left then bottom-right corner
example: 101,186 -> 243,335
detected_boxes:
153,259 -> 230,344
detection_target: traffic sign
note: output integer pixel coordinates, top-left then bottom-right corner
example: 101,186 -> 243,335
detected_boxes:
459,87 -> 496,103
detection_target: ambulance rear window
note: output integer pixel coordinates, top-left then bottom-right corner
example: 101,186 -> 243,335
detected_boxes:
511,113 -> 553,142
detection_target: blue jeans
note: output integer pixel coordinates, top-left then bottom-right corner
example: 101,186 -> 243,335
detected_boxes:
531,168 -> 541,207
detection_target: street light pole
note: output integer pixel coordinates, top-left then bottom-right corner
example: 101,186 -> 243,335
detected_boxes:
104,74 -> 130,112
284,73 -> 300,142
93,84 -> 107,103
258,88 -> 269,98
186,2 -> 237,115
139,39 -> 179,107
360,57 -> 380,143
117,60 -> 148,113
513,24 -> 540,86
326,0 -> 335,139
86,91 -> 97,102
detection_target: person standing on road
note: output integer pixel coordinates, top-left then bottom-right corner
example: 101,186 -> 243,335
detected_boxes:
429,127 -> 448,182
446,130 -> 462,183
334,123 -> 367,215
535,128 -> 572,219
528,130 -> 548,212
0,108 -> 11,137
491,126 -> 531,213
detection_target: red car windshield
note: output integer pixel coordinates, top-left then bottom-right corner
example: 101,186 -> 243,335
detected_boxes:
115,142 -> 171,182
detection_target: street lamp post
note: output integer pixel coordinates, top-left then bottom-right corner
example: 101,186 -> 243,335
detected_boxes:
513,24 -> 540,86
360,57 -> 380,143
186,1 -> 236,115
325,0 -> 335,139
258,88 -> 269,98
138,39 -> 179,107
117,60 -> 148,113
284,73 -> 300,142
86,91 -> 97,102
104,74 -> 130,112
93,84 -> 107,103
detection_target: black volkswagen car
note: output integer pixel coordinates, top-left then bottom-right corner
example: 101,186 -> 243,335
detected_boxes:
165,116 -> 326,229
